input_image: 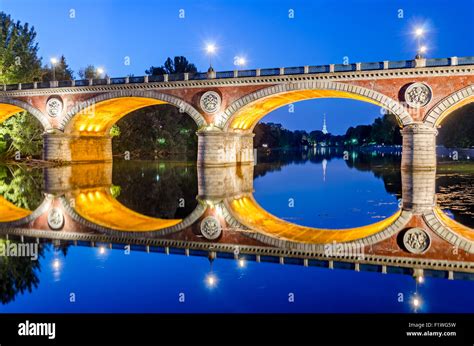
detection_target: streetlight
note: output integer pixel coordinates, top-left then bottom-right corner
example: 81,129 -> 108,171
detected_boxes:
235,56 -> 247,68
414,27 -> 425,59
414,27 -> 424,38
96,67 -> 105,78
50,57 -> 58,81
206,43 -> 217,70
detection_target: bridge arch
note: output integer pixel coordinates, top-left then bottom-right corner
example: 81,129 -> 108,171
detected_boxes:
0,195 -> 52,226
221,81 -> 414,131
61,90 -> 206,135
223,194 -> 411,252
423,85 -> 474,127
0,97 -> 51,130
423,207 -> 474,254
60,191 -> 206,237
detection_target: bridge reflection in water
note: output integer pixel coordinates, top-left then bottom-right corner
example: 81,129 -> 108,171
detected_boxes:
0,149 -> 473,283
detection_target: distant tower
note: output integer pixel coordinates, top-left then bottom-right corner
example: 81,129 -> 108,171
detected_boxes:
322,113 -> 328,135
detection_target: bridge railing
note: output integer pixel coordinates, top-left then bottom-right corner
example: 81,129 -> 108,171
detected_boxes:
2,56 -> 473,92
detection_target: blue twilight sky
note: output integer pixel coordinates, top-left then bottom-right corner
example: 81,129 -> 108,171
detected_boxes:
1,0 -> 473,134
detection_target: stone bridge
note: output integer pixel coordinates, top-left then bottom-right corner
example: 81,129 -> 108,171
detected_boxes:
0,56 -> 473,167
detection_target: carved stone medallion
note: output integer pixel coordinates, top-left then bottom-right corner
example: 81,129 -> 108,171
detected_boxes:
200,216 -> 222,240
200,91 -> 221,114
403,228 -> 430,254
47,208 -> 65,230
46,97 -> 63,117
404,83 -> 432,108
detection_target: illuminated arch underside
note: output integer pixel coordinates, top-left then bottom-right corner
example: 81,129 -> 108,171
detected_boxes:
229,90 -> 393,131
0,195 -> 31,222
68,188 -> 181,231
228,195 -> 401,244
434,207 -> 474,240
433,95 -> 474,127
66,97 -> 166,136
0,104 -> 25,124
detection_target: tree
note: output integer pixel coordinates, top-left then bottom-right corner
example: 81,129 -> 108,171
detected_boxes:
0,112 -> 43,159
0,238 -> 42,304
112,104 -> 197,159
370,113 -> 402,145
438,103 -> 474,148
78,65 -> 107,79
41,55 -> 74,81
345,125 -> 372,145
0,12 -> 42,84
0,13 -> 44,160
146,56 -> 197,75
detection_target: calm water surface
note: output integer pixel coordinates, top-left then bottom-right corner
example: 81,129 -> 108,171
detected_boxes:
0,150 -> 473,312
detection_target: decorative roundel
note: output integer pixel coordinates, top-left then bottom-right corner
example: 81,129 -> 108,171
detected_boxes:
403,227 -> 430,254
46,97 -> 63,118
47,208 -> 65,230
200,216 -> 222,240
200,91 -> 221,114
404,83 -> 432,108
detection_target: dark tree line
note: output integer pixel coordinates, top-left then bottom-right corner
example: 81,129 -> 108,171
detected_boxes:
438,103 -> 474,148
254,113 -> 402,149
112,104 -> 197,159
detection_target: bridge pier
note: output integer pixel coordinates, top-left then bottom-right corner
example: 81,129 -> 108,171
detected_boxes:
43,132 -> 113,162
401,124 -> 438,170
197,165 -> 254,200
197,128 -> 254,167
44,163 -> 113,194
400,123 -> 438,214
401,169 -> 436,213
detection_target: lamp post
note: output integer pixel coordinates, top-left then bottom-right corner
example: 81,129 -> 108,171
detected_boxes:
206,43 -> 217,69
418,45 -> 427,59
414,27 -> 425,59
235,56 -> 246,68
96,67 -> 105,79
50,57 -> 58,81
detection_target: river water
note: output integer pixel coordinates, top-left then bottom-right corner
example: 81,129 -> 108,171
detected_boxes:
0,149 -> 472,312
